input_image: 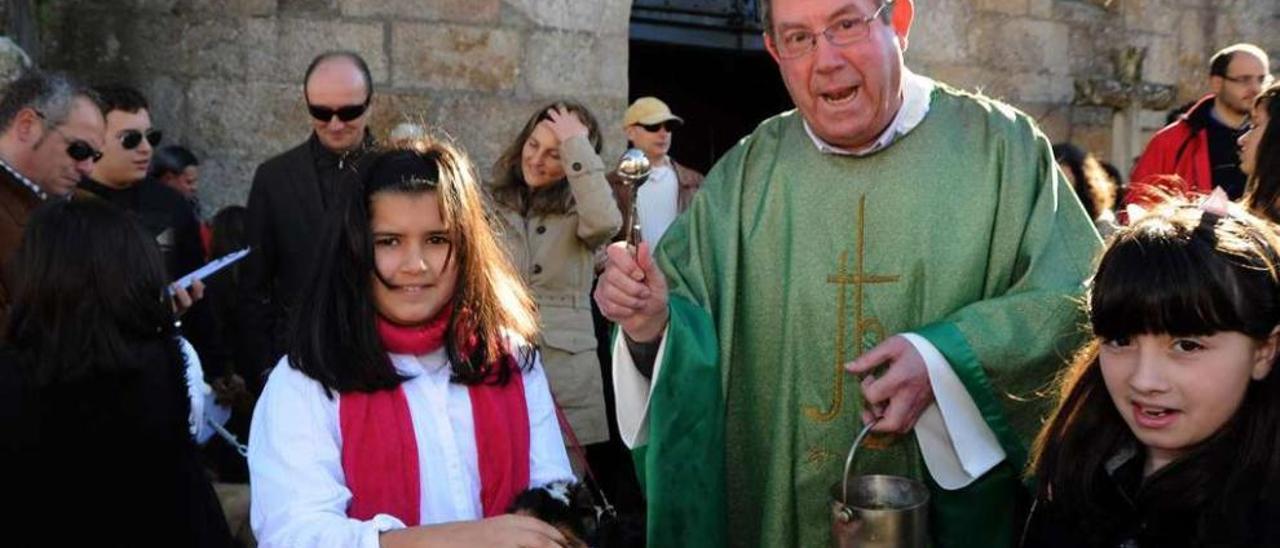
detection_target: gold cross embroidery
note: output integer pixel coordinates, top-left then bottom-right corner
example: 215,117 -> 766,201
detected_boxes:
805,196 -> 900,423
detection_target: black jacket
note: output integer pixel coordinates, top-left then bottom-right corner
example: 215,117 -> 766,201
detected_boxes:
239,133 -> 369,388
80,177 -> 229,378
0,342 -> 232,546
1022,447 -> 1280,547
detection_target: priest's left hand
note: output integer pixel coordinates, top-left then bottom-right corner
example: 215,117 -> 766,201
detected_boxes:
845,335 -> 935,435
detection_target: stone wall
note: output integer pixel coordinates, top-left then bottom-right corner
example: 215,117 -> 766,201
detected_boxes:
14,0 -> 1280,209
907,0 -> 1279,169
35,0 -> 631,215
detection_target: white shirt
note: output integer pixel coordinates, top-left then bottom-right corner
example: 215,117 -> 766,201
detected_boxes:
615,69 -> 1006,491
249,350 -> 574,548
636,162 -> 679,245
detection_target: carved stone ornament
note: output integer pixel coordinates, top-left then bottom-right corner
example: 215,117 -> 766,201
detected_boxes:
1072,45 -> 1176,111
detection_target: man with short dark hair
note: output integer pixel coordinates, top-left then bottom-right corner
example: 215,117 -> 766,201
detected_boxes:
1130,43 -> 1272,200
152,144 -> 200,202
80,85 -> 224,373
0,70 -> 103,319
240,50 -> 375,386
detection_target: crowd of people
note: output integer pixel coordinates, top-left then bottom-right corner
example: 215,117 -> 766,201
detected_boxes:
0,0 -> 1277,546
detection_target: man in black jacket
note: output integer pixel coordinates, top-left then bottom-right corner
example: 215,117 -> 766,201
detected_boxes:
240,51 -> 374,388
79,85 -> 228,377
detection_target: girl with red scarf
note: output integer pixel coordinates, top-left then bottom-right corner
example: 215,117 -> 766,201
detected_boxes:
248,138 -> 574,548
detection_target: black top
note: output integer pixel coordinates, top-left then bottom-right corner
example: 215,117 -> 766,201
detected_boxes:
1022,447 -> 1280,547
0,342 -> 232,546
1204,113 -> 1248,200
79,176 -> 229,378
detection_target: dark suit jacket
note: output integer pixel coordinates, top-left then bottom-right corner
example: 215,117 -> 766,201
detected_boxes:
240,134 -> 367,386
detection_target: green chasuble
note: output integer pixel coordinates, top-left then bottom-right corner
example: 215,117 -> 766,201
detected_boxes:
635,83 -> 1102,547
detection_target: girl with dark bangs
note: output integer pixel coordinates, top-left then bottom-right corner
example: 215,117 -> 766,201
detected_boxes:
1023,199 -> 1280,547
248,137 -> 574,547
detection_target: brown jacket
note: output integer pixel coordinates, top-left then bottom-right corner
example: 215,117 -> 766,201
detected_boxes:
490,135 -> 623,445
605,157 -> 705,243
0,167 -> 42,323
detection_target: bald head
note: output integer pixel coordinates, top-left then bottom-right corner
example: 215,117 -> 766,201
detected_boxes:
303,51 -> 373,153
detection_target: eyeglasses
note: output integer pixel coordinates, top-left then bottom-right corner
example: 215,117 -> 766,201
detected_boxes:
308,99 -> 371,123
638,121 -> 679,133
1221,74 -> 1274,87
33,109 -> 103,163
120,128 -> 162,150
771,0 -> 894,59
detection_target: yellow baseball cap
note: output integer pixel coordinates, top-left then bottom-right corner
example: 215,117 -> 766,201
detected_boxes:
624,97 -> 684,127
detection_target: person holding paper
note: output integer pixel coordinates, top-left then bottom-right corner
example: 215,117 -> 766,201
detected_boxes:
593,0 -> 1102,545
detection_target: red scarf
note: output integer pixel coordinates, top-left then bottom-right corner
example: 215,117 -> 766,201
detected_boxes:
340,308 -> 530,524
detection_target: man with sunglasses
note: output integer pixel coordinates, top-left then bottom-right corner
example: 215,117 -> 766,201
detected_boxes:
0,70 -> 104,323
594,0 -> 1101,546
79,85 -> 228,376
240,50 -> 375,391
607,97 -> 704,246
1130,43 -> 1272,201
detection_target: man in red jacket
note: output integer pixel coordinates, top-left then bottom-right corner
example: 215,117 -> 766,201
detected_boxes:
1128,43 -> 1271,202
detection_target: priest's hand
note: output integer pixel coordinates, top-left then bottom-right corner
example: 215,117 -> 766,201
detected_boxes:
845,335 -> 935,434
379,515 -> 570,548
594,241 -> 669,343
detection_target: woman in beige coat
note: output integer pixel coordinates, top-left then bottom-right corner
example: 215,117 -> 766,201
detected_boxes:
489,102 -> 622,450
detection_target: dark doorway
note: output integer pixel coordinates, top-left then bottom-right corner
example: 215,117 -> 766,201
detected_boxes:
627,40 -> 793,174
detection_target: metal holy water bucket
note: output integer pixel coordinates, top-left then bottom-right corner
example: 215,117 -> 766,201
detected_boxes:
829,421 -> 930,548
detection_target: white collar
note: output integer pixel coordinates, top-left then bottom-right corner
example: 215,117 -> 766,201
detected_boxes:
802,68 -> 934,156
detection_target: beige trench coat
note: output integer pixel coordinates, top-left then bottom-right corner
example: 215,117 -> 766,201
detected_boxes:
491,135 -> 622,445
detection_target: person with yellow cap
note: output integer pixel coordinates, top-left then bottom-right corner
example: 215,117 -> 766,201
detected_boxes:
607,97 -> 704,246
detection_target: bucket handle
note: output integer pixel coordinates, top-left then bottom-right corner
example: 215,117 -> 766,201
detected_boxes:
840,417 -> 880,508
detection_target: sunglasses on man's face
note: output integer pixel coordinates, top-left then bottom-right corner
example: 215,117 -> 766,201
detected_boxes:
67,140 -> 104,162
120,128 -> 162,150
639,121 -> 679,133
308,101 -> 370,123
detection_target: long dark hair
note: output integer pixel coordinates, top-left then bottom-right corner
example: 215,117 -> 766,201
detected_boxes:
6,198 -> 181,386
289,136 -> 538,396
1243,84 -> 1280,222
1053,142 -> 1116,221
1029,200 -> 1280,541
488,100 -> 602,216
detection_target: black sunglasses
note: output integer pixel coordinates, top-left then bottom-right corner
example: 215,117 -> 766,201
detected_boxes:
639,121 -> 679,133
33,109 -> 104,162
308,99 -> 371,123
66,139 -> 104,162
120,128 -> 163,150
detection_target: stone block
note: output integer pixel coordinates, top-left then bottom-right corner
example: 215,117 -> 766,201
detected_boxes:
245,18 -> 388,85
504,0 -> 631,34
908,0 -> 970,64
430,93 -> 549,174
1120,0 -> 1179,35
975,0 -> 1026,15
175,17 -> 250,80
339,0 -> 500,23
278,0 -> 337,14
140,75 -> 188,144
523,30 -> 627,98
186,79 -> 310,157
1020,102 -> 1071,143
198,154 -> 258,213
391,23 -> 521,92
367,92 -> 435,142
970,17 -> 1071,76
173,0 -> 277,16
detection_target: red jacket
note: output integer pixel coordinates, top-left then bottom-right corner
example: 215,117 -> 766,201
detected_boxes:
1126,95 -> 1216,204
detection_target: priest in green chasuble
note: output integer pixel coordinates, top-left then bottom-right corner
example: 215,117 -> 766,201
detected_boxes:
594,0 -> 1103,546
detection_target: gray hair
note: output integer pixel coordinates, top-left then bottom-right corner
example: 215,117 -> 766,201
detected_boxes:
760,0 -> 894,35
0,70 -> 97,132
